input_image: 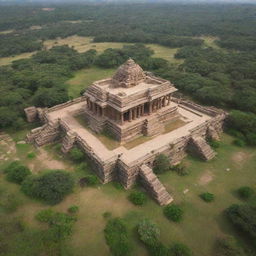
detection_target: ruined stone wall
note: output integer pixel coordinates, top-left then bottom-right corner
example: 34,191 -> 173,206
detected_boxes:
117,111 -> 226,188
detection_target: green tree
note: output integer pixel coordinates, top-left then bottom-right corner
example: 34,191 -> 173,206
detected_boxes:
153,154 -> 170,174
137,219 -> 160,246
21,170 -> 74,205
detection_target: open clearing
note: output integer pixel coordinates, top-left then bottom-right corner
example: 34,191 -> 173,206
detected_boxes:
44,35 -> 182,64
0,51 -> 35,66
67,67 -> 116,98
0,35 -> 182,67
1,128 -> 256,256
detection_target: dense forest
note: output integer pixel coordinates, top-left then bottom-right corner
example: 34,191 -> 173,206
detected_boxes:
0,3 -> 256,145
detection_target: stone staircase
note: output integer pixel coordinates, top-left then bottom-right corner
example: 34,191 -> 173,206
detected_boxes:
139,164 -> 173,206
143,115 -> 164,137
61,131 -> 76,153
26,121 -> 60,147
190,136 -> 216,161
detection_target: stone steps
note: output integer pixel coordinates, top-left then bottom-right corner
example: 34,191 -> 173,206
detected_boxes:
190,136 -> 216,161
61,131 -> 76,153
33,124 -> 59,146
139,164 -> 173,206
144,116 -> 164,137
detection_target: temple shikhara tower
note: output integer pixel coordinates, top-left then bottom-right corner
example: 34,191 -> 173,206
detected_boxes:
25,59 -> 227,206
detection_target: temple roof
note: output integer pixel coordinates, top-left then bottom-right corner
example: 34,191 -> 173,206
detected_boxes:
112,58 -> 146,88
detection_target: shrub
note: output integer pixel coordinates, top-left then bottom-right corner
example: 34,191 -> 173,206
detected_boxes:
209,139 -> 221,149
153,154 -> 170,174
68,205 -> 79,214
137,219 -> 160,246
170,164 -> 189,176
27,152 -> 36,159
69,147 -> 84,162
0,192 -> 21,213
233,139 -> 246,147
237,186 -> 254,200
163,204 -> 183,222
21,170 -> 74,205
104,218 -> 132,256
103,211 -> 112,219
200,192 -> 214,202
4,161 -> 31,184
226,204 -> 256,239
215,236 -> 246,256
128,191 -> 147,206
148,242 -> 168,256
113,181 -> 124,190
85,175 -> 99,186
169,243 -> 193,256
36,209 -> 77,241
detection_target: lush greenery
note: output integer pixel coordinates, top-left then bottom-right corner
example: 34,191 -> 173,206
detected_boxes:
21,170 -> 74,205
104,218 -> 132,256
84,174 -> 99,186
169,243 -> 193,256
237,186 -> 254,200
35,208 -> 77,241
4,161 -> 31,184
226,204 -> 256,241
153,154 -> 171,174
69,147 -> 85,162
200,192 -> 215,202
128,191 -> 147,206
137,219 -> 160,246
163,204 -> 183,222
215,236 -> 246,256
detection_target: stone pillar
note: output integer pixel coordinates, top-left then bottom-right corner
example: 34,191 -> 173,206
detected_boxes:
158,98 -> 161,109
120,113 -> 124,124
129,109 -> 132,121
149,102 -> 152,114
163,96 -> 166,107
92,102 -> 95,113
142,104 -> 145,116
132,108 -> 136,120
137,106 -> 141,118
167,94 -> 171,105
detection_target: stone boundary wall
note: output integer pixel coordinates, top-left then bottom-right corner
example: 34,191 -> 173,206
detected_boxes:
172,97 -> 224,117
47,96 -> 86,113
117,111 -> 226,188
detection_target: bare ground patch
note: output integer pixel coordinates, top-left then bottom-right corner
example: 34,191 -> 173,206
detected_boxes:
198,170 -> 214,185
36,148 -> 68,170
231,151 -> 254,166
0,132 -> 16,161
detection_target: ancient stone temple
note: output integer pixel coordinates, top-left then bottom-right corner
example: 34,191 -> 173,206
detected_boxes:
84,59 -> 178,143
25,59 -> 227,206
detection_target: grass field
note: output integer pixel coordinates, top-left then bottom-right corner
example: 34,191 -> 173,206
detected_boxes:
0,51 -> 35,66
44,35 -> 182,64
1,132 -> 256,256
199,36 -> 220,49
0,35 -> 219,67
67,67 -> 115,98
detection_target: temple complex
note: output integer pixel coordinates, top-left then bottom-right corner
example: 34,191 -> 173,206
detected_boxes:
25,59 -> 227,206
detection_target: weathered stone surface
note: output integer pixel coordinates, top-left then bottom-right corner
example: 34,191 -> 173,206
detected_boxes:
139,164 -> 173,206
24,106 -> 38,122
189,136 -> 216,161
